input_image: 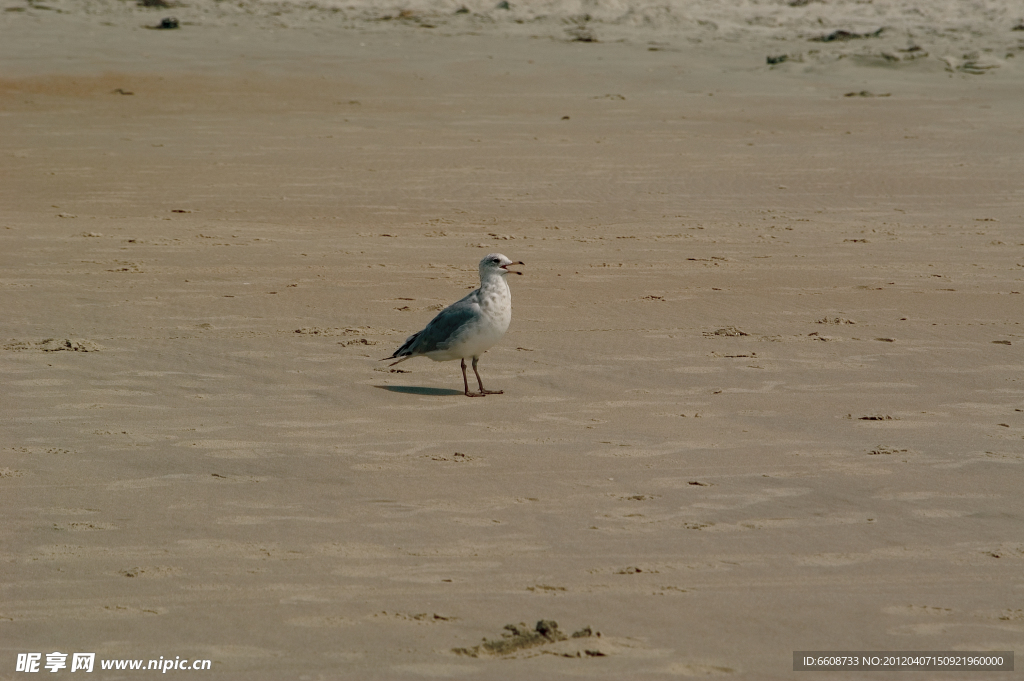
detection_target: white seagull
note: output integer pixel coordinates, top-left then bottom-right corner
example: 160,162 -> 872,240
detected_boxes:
383,253 -> 524,397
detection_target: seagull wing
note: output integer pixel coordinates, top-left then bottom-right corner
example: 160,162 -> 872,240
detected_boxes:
413,295 -> 481,354
385,289 -> 481,360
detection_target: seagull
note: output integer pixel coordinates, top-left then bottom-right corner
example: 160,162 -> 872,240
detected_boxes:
383,253 -> 524,397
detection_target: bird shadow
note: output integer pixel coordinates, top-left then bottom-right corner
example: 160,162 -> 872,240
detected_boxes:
375,385 -> 464,397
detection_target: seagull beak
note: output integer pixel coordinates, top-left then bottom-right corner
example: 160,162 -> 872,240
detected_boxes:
502,261 -> 525,275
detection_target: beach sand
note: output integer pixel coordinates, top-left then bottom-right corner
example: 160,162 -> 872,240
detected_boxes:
2,3 -> 1023,678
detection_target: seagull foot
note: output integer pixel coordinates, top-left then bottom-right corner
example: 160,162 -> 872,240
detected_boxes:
464,391 -> 488,397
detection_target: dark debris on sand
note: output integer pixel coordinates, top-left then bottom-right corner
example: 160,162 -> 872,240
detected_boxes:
3,338 -> 100,352
812,28 -> 884,42
453,620 -> 598,657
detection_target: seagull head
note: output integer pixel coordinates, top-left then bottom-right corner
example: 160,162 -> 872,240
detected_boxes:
481,253 -> 524,277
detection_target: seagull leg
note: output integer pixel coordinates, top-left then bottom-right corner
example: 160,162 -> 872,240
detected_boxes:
461,358 -> 474,397
461,358 -> 484,397
472,356 -> 503,395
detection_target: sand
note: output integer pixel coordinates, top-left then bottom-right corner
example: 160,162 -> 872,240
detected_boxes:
2,2 -> 1023,678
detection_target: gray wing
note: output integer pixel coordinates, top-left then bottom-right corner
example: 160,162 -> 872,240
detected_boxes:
390,290 -> 481,358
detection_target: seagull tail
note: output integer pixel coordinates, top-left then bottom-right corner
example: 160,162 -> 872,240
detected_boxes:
382,331 -> 420,363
